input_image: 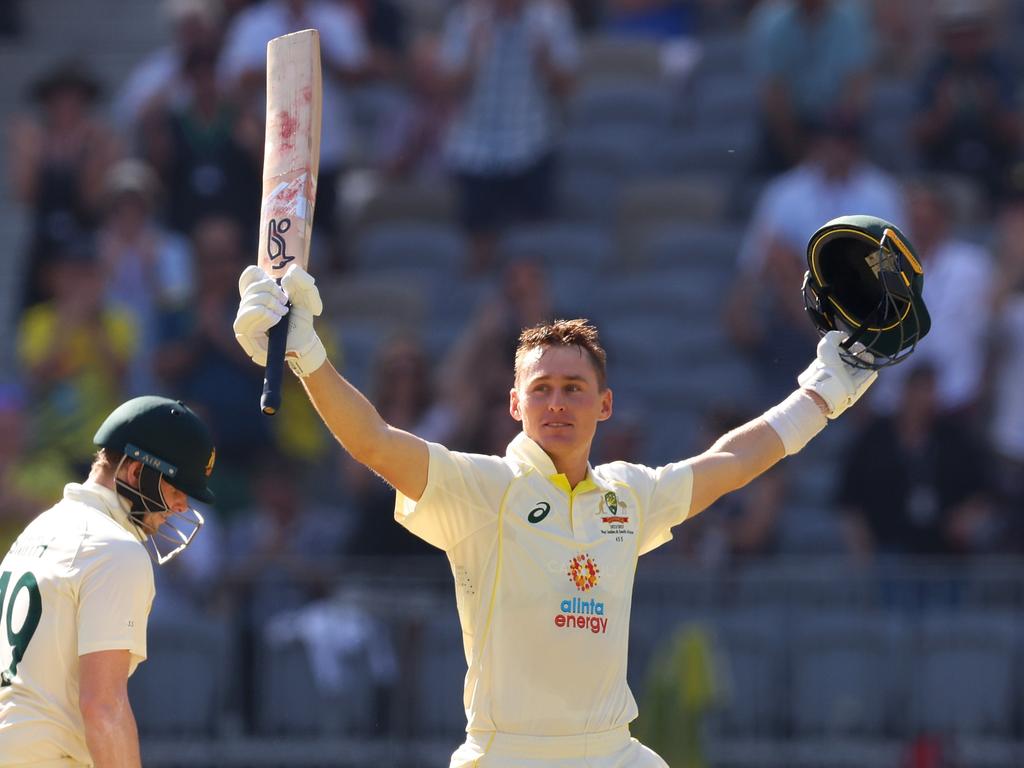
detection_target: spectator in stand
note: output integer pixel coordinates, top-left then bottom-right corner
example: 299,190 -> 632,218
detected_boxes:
15,239 -> 137,471
660,405 -> 785,566
837,364 -> 995,562
438,0 -> 579,273
112,0 -> 225,141
866,177 -> 994,419
224,448 -> 349,727
0,382 -> 72,556
143,43 -> 262,239
725,113 -> 904,406
219,0 -> 370,270
870,0 -> 933,78
986,190 -> 1024,550
226,449 -> 348,625
911,0 -> 1019,205
96,159 -> 194,395
438,258 -> 563,444
153,216 -> 268,513
747,0 -> 875,173
8,61 -> 122,307
347,0 -> 409,79
340,335 -> 454,558
378,34 -> 454,182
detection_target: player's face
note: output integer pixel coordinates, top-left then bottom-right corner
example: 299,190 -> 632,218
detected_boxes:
138,478 -> 191,535
510,344 -> 612,463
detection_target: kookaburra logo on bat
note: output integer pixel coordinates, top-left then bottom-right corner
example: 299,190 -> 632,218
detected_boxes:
267,218 -> 294,269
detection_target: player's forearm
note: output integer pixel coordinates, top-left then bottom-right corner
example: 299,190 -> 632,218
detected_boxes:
81,695 -> 142,768
301,360 -> 387,451
300,361 -> 429,499
710,418 -> 787,486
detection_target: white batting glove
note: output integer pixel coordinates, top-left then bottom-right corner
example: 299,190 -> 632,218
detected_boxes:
279,264 -> 326,377
798,331 -> 878,419
234,265 -> 287,366
233,265 -> 327,377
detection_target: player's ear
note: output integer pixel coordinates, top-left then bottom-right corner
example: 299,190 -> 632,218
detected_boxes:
509,387 -> 522,422
598,387 -> 613,422
120,459 -> 143,484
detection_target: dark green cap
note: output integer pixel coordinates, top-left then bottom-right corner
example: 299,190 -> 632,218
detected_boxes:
94,396 -> 216,502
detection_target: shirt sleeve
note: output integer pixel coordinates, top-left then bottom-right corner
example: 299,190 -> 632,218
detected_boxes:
77,540 -> 154,668
394,442 -> 513,551
533,2 -> 579,71
603,460 -> 694,556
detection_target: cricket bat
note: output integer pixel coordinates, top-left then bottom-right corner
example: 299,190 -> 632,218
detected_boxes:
258,29 -> 322,415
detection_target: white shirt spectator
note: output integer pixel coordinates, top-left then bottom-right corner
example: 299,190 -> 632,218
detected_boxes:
869,238 -> 994,412
991,295 -> 1024,460
218,0 -> 368,169
440,0 -> 578,173
739,160 -> 905,271
114,47 -> 188,131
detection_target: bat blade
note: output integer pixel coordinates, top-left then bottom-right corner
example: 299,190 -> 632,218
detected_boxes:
258,28 -> 322,415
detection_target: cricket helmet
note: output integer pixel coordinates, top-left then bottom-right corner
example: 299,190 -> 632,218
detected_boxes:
94,396 -> 216,563
802,215 -> 931,369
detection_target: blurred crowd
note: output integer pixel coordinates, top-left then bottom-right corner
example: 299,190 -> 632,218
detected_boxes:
3,0 -> 1024,732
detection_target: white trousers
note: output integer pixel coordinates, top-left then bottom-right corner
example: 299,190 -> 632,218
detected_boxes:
449,726 -> 669,768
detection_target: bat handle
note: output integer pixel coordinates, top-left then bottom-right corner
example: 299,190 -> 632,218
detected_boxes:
261,301 -> 291,415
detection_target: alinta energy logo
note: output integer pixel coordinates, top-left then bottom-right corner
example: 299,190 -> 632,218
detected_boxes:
554,554 -> 608,634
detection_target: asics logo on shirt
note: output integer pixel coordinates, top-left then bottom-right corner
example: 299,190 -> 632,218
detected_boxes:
527,502 -> 551,524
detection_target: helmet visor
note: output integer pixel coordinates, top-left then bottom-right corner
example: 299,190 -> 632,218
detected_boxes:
147,508 -> 205,565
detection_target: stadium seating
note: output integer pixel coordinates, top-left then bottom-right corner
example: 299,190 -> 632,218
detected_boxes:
788,612 -> 910,737
129,615 -> 230,737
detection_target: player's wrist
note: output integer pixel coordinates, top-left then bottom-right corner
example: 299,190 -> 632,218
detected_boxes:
287,334 -> 326,378
762,389 -> 828,456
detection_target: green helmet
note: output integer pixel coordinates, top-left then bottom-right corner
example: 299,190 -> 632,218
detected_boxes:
94,396 -> 216,502
802,215 -> 931,369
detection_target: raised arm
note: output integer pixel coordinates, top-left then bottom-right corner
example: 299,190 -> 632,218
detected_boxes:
233,265 -> 429,500
687,332 -> 876,518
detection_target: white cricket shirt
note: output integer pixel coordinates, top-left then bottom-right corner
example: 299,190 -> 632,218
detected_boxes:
0,482 -> 154,766
395,432 -> 693,736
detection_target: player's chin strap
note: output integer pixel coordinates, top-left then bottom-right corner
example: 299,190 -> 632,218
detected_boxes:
113,457 -> 204,565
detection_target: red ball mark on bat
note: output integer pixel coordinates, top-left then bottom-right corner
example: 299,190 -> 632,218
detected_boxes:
277,110 -> 298,148
302,85 -> 312,103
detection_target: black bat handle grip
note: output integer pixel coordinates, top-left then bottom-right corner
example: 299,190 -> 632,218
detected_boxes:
261,301 -> 290,415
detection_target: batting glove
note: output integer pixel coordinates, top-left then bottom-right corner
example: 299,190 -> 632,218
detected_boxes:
234,265 -> 286,366
233,265 -> 327,377
798,331 -> 878,419
280,264 -> 326,377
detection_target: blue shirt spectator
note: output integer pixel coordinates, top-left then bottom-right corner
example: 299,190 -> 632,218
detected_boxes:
747,0 -> 874,172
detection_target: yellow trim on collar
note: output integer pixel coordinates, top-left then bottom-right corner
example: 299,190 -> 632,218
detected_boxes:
548,474 -> 598,495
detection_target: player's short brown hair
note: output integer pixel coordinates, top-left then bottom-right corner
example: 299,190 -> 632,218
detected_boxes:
514,318 -> 608,390
91,447 -> 124,474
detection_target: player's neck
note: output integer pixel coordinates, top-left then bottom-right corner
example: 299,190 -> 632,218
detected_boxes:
550,453 -> 590,490
86,467 -> 116,492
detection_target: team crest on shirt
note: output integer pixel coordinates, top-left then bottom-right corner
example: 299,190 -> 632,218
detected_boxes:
598,491 -> 634,537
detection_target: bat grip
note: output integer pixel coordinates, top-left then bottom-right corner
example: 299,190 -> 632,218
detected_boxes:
261,301 -> 291,415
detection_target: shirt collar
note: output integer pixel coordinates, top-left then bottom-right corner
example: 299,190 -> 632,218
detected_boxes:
505,432 -> 610,494
65,480 -> 145,542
